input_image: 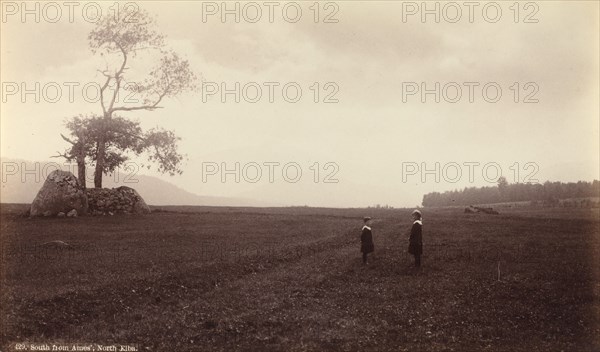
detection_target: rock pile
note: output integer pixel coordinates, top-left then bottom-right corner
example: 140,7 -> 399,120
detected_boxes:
86,186 -> 151,215
30,170 -> 88,217
30,171 -> 151,217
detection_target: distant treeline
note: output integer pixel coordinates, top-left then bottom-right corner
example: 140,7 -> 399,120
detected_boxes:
422,179 -> 600,207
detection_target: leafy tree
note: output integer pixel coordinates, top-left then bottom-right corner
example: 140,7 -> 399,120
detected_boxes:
55,115 -> 184,188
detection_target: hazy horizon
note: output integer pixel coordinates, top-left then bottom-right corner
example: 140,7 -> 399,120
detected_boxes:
2,1 -> 599,207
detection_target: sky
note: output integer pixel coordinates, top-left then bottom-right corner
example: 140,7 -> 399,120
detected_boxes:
1,1 -> 599,207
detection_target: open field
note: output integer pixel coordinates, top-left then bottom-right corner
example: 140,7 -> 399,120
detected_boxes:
1,204 -> 599,351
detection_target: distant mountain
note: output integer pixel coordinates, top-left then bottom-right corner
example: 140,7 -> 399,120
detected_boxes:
0,158 -> 271,206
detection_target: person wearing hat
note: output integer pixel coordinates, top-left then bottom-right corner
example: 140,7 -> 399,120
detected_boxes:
408,210 -> 423,267
360,217 -> 374,264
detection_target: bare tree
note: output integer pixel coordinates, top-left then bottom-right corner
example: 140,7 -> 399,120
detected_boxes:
87,9 -> 196,188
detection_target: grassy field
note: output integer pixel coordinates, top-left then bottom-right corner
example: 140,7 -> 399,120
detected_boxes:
1,204 -> 599,351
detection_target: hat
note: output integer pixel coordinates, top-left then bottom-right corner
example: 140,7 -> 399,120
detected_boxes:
363,216 -> 372,222
412,209 -> 422,216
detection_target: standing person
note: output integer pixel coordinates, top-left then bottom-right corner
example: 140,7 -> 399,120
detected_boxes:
408,210 -> 423,267
361,217 -> 374,265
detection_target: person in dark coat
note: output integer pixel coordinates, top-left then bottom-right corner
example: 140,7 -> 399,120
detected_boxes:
408,210 -> 423,267
360,217 -> 374,264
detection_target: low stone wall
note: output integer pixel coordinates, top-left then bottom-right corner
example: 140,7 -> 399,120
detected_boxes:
86,186 -> 151,215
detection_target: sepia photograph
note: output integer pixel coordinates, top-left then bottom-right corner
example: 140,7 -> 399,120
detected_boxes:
0,1 -> 599,351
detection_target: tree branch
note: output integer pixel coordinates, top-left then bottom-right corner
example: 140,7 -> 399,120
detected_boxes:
111,88 -> 168,112
99,75 -> 111,115
96,69 -> 112,78
107,43 -> 129,114
60,133 -> 76,145
51,151 -> 71,160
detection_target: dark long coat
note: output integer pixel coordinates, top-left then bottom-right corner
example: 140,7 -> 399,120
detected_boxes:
408,220 -> 423,255
361,226 -> 374,254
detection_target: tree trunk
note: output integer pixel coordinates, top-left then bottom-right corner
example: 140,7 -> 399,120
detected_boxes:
94,115 -> 111,188
77,135 -> 87,189
77,156 -> 86,189
94,135 -> 106,188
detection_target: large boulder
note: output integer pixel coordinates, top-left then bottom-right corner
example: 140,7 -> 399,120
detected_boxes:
30,170 -> 88,216
86,186 -> 151,215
